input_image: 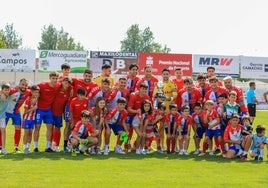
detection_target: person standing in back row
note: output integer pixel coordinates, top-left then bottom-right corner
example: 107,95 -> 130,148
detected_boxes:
0,83 -> 10,155
34,71 -> 61,152
136,65 -> 158,98
94,64 -> 115,87
5,78 -> 31,153
246,81 -> 259,124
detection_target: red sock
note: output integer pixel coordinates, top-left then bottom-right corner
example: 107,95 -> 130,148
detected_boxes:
147,137 -> 153,148
171,139 -> 175,152
202,141 -> 208,152
128,126 -> 133,140
220,140 -> 225,153
166,139 -> 170,151
52,129 -> 57,144
55,129 -> 61,146
156,137 -> 161,150
214,136 -> 220,150
14,129 -> 21,147
52,129 -> 61,146
124,143 -> 128,150
133,140 -> 137,149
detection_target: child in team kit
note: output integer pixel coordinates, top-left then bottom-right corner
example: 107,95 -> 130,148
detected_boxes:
149,102 -> 167,154
199,100 -> 223,156
89,97 -> 108,155
223,115 -> 252,160
68,110 -> 99,156
165,104 -> 180,153
250,125 -> 268,162
22,85 -> 40,154
214,93 -> 228,154
132,99 -> 154,154
241,115 -> 253,137
175,105 -> 193,155
105,97 -> 129,155
0,83 -> 11,155
223,91 -> 241,123
192,102 -> 206,155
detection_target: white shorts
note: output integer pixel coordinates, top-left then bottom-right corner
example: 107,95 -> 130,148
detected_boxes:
0,118 -> 6,128
132,115 -> 140,128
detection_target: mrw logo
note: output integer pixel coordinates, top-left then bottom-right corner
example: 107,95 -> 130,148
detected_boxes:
40,51 -> 49,58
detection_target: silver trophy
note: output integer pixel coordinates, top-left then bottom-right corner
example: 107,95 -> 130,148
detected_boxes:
154,81 -> 166,108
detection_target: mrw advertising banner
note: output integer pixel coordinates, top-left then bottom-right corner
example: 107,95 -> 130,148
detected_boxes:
240,56 -> 268,79
193,55 -> 239,77
38,50 -> 87,73
138,53 -> 192,76
0,49 -> 35,72
90,51 -> 138,74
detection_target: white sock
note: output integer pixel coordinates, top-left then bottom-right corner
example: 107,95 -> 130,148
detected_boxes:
27,143 -> 30,148
34,142 -> 38,148
259,149 -> 264,157
46,141 -> 51,148
243,151 -> 248,155
24,144 -> 27,149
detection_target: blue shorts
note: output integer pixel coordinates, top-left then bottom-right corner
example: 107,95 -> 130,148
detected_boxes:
251,148 -> 260,155
196,127 -> 206,139
164,127 -> 175,135
109,123 -> 124,135
229,144 -> 243,154
69,134 -> 88,141
35,109 -> 53,125
125,116 -> 134,125
53,115 -> 63,128
206,129 -> 222,139
22,119 -> 35,130
64,105 -> 70,122
5,112 -> 21,126
181,131 -> 188,136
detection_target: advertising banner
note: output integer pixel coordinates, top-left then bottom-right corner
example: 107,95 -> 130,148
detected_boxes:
240,56 -> 268,79
0,49 -> 35,72
38,50 -> 87,73
90,51 -> 138,74
193,55 -> 239,77
138,53 -> 192,76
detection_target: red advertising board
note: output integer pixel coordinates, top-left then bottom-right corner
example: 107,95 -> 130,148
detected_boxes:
138,53 -> 192,76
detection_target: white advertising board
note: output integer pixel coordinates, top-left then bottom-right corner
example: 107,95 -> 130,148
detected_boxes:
38,50 -> 87,73
240,56 -> 268,79
0,49 -> 35,72
193,54 -> 239,77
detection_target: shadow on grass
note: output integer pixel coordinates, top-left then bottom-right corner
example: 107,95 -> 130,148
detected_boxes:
1,150 -> 266,164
